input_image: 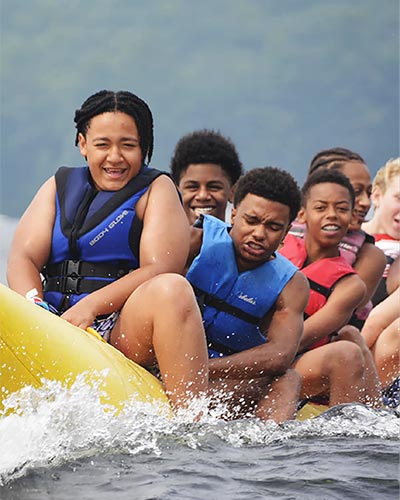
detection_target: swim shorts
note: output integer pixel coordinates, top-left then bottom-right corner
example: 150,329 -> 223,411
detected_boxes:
91,312 -> 120,343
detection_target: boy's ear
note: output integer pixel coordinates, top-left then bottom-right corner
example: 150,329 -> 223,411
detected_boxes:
78,133 -> 88,159
370,186 -> 381,209
297,207 -> 306,223
279,223 -> 291,246
230,207 -> 237,225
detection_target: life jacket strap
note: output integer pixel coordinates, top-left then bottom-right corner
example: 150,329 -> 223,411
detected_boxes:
192,285 -> 261,325
44,260 -> 131,279
307,279 -> 332,298
44,276 -> 111,295
42,259 -> 132,295
207,340 -> 241,357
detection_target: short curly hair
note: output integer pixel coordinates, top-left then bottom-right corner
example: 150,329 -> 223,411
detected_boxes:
233,167 -> 301,223
302,168 -> 355,208
170,129 -> 243,185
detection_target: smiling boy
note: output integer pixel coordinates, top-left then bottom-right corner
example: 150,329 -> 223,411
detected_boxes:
170,129 -> 243,224
280,169 -> 381,407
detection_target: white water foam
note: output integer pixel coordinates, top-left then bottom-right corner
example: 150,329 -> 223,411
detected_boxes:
0,376 -> 398,486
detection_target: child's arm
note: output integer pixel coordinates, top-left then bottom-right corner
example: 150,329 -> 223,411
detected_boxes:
353,242 -> 386,307
208,271 -> 309,379
300,274 -> 366,351
361,288 -> 400,348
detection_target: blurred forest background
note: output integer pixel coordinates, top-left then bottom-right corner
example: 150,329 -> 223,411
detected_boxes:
1,0 -> 399,218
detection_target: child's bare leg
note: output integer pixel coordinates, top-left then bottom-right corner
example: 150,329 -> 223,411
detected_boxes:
337,325 -> 382,406
255,369 -> 301,423
209,372 -> 300,423
371,318 -> 400,388
294,341 -> 365,406
110,274 -> 208,410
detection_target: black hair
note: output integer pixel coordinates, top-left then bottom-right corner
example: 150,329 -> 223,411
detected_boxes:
308,147 -> 365,176
170,129 -> 243,185
233,167 -> 301,223
74,90 -> 154,164
302,168 -> 356,208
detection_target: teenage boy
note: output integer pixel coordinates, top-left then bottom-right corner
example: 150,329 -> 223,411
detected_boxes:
186,167 -> 309,422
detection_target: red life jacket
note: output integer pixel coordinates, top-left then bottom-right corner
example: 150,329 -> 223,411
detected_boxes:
280,234 -> 355,350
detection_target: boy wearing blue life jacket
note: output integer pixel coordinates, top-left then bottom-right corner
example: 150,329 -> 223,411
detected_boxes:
186,167 -> 309,422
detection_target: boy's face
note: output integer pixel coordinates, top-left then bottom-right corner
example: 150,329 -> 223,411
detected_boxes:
178,164 -> 232,224
339,161 -> 371,230
78,112 -> 143,192
299,182 -> 353,248
372,174 -> 400,239
230,193 -> 291,272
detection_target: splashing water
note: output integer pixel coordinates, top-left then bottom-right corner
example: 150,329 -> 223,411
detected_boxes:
0,375 -> 398,487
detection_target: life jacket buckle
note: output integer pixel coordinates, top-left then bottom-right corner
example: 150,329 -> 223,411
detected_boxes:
57,275 -> 82,294
61,260 -> 82,277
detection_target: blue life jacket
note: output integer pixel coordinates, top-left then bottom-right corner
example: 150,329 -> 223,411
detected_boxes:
186,215 -> 298,357
43,165 -> 164,311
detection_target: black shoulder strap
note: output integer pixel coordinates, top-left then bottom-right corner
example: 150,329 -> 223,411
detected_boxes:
192,285 -> 261,325
206,340 -> 241,356
363,231 -> 375,244
307,278 -> 332,298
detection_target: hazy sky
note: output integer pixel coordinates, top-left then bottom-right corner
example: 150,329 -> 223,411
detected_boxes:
1,0 -> 399,217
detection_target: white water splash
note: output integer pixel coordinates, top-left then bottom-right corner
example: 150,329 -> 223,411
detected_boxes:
0,376 -> 398,486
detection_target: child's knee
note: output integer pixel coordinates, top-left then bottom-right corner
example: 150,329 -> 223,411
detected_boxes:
327,341 -> 364,375
338,325 -> 370,353
338,324 -> 360,342
145,273 -> 193,302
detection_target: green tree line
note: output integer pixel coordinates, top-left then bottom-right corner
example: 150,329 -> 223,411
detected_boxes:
1,0 -> 398,217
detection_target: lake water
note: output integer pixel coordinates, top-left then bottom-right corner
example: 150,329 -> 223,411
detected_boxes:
1,215 -> 399,500
0,380 -> 399,500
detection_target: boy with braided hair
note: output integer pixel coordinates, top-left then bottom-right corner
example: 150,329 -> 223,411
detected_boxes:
8,90 -> 209,412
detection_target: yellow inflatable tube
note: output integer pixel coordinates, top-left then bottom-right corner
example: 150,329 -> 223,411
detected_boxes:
0,284 -> 325,420
0,284 -> 170,414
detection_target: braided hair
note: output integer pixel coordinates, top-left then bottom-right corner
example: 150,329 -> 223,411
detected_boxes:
308,147 -> 365,176
74,90 -> 154,164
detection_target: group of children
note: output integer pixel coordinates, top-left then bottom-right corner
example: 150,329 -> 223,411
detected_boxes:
169,127 -> 399,413
7,90 -> 399,421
